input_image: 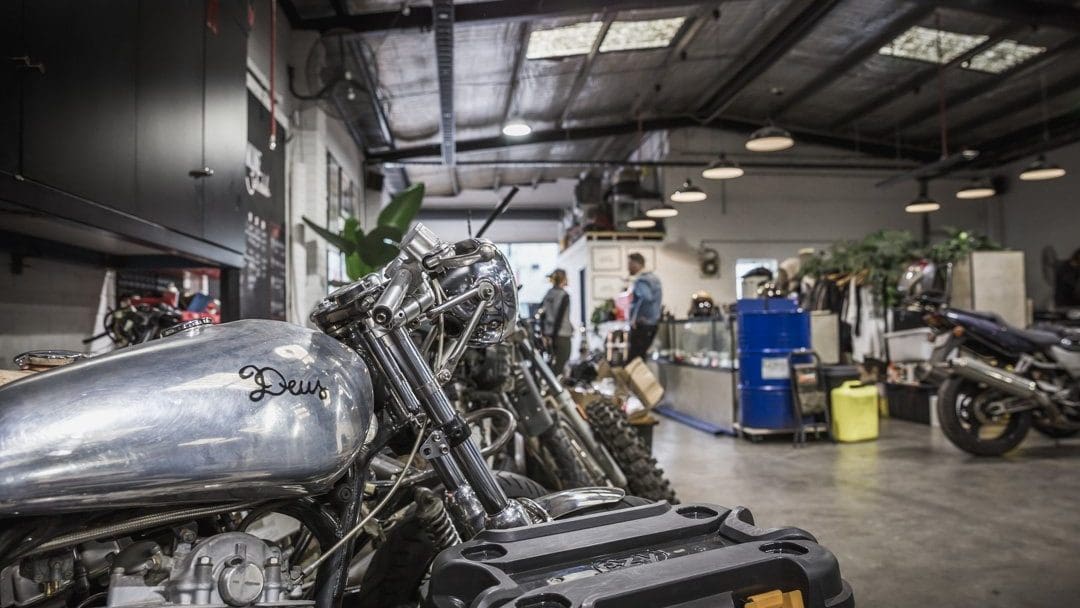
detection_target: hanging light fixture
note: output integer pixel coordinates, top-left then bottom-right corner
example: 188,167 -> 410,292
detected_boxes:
905,180 -> 940,213
670,179 -> 707,202
645,201 -> 678,218
1019,155 -> 1066,181
701,154 -> 744,180
1019,72 -> 1067,181
955,178 -> 996,199
745,125 -> 794,152
626,213 -> 657,229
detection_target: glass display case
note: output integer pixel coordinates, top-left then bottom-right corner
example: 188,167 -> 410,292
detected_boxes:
656,317 -> 736,369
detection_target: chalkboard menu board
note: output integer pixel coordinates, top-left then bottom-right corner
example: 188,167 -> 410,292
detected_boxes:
239,93 -> 287,320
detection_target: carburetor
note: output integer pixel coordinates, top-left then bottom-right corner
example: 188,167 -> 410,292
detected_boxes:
106,532 -> 309,608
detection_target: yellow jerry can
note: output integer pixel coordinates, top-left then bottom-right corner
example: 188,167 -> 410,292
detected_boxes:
829,380 -> 879,442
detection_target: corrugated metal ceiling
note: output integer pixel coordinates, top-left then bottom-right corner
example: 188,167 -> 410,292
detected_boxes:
283,0 -> 1080,198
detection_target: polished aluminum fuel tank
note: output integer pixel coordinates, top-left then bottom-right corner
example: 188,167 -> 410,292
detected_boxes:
0,320 -> 373,515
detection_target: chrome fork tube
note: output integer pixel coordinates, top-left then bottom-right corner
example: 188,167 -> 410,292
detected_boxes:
358,329 -> 468,492
382,327 -> 512,515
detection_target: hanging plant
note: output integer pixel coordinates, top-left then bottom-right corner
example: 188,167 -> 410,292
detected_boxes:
303,183 -> 425,280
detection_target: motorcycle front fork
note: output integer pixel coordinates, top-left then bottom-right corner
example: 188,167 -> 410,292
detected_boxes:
358,323 -> 530,537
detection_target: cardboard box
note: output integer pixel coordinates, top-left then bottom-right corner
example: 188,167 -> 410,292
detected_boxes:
623,357 -> 665,408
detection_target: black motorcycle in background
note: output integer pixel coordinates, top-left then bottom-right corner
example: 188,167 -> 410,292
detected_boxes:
916,296 -> 1080,455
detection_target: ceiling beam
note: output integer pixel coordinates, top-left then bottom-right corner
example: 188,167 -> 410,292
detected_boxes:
878,35 -> 1080,136
772,3 -> 933,119
366,115 -> 939,163
559,11 -> 614,127
830,22 -> 1021,131
291,0 -> 700,33
909,0 -> 1080,33
434,0 -> 455,165
698,0 -> 844,122
950,70 -> 1080,141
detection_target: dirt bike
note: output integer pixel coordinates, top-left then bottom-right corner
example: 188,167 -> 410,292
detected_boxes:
0,224 -> 851,607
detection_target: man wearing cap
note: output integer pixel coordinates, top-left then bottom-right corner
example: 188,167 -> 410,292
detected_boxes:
540,268 -> 574,374
628,252 -> 662,362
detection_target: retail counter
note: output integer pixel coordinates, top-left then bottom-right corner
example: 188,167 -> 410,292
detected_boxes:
650,317 -> 737,435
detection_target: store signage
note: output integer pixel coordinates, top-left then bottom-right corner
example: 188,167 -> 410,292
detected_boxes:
245,142 -> 272,198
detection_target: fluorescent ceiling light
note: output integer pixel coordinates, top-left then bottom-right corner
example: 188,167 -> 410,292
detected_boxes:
502,120 -> 532,137
963,39 -> 1045,73
599,17 -> 685,53
526,21 -> 604,59
879,26 -> 987,65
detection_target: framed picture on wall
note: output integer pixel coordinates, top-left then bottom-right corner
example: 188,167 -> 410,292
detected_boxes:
591,246 -> 622,271
592,274 -> 626,300
625,245 -> 656,271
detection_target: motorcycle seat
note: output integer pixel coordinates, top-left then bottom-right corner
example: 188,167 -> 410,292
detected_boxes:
1018,327 -> 1080,352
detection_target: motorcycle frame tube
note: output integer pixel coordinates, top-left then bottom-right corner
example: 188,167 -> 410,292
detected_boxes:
383,327 -> 512,515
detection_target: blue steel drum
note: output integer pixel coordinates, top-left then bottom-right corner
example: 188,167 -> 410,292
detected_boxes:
736,299 -> 811,430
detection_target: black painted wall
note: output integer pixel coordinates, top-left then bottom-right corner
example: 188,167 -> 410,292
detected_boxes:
1,0 -> 249,258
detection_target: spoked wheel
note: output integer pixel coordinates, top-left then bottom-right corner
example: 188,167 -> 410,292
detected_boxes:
937,377 -> 1031,456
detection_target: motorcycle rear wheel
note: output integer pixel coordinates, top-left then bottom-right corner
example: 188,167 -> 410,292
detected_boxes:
937,377 -> 1031,456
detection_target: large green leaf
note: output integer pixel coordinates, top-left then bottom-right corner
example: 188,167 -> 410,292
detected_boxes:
357,225 -> 405,267
342,217 -> 363,245
302,216 -> 356,254
345,251 -> 373,281
376,183 -> 425,234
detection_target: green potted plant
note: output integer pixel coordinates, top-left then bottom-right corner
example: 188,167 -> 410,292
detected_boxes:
303,183 -> 424,280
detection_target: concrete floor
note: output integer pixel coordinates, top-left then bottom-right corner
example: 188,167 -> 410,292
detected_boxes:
651,417 -> 1080,607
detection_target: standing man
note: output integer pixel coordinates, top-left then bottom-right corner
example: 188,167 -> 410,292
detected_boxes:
540,268 -> 574,375
627,252 -> 662,362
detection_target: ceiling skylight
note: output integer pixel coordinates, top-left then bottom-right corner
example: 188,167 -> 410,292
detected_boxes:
879,26 -> 987,64
526,21 -> 604,59
599,17 -> 686,53
962,39 -> 1046,73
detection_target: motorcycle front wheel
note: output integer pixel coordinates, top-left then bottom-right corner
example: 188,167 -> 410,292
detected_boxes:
937,377 -> 1031,456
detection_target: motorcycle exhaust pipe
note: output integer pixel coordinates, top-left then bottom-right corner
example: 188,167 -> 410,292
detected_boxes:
948,357 -> 1050,409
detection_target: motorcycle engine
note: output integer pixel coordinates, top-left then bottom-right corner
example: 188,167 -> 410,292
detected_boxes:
3,532 -> 310,608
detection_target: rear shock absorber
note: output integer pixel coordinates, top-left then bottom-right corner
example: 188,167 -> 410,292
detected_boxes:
414,487 -> 461,551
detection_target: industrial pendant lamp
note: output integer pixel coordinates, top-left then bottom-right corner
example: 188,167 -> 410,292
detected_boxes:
626,213 -> 657,229
955,178 -> 996,199
745,125 -> 794,152
670,179 -> 707,202
701,154 -> 744,179
1019,155 -> 1066,181
905,180 -> 940,213
1020,73 -> 1067,181
645,202 -> 679,218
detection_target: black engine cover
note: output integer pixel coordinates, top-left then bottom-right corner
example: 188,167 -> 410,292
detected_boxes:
426,501 -> 853,607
